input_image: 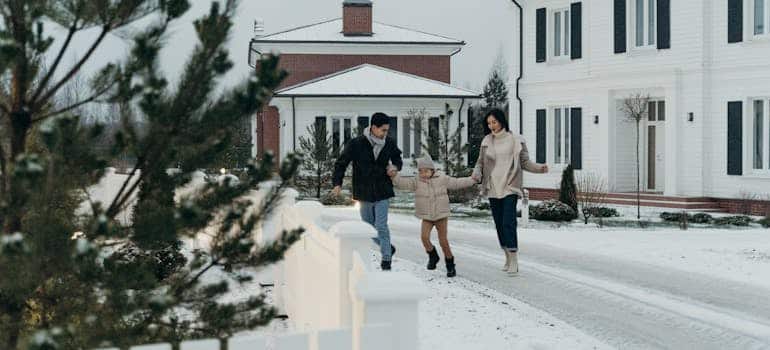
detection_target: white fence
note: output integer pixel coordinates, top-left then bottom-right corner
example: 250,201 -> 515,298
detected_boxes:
113,191 -> 428,350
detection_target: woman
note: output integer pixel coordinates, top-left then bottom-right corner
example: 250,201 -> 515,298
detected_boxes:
472,108 -> 548,276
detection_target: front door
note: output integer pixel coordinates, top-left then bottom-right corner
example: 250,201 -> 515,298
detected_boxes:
645,101 -> 666,192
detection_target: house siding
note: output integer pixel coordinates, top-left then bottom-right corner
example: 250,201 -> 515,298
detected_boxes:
517,0 -> 770,200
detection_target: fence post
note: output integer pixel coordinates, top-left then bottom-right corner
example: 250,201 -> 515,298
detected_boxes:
273,189 -> 300,316
521,189 -> 530,227
329,221 -> 376,327
352,272 -> 428,350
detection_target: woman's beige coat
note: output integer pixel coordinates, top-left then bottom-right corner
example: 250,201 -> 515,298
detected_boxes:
472,132 -> 546,198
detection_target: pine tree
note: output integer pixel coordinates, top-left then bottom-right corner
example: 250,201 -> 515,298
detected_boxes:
482,70 -> 509,108
298,124 -> 334,198
0,1 -> 302,348
559,164 -> 579,218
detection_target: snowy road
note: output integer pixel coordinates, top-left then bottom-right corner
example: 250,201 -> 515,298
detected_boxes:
322,208 -> 770,350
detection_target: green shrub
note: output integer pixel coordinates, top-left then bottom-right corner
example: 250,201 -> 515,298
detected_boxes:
321,192 -> 354,206
586,207 -> 621,218
713,215 -> 753,226
530,200 -> 577,222
660,212 -> 715,224
690,213 -> 714,224
559,165 -> 578,213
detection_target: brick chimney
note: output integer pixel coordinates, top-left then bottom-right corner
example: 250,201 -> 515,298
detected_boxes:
342,0 -> 373,36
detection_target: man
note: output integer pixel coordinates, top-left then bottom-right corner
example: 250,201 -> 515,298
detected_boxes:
333,112 -> 403,270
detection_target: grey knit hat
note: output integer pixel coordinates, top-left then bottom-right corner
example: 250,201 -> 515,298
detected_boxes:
416,156 -> 435,170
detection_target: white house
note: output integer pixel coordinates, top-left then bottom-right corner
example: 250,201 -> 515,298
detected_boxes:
249,0 -> 481,169
515,0 -> 770,212
270,64 -> 480,167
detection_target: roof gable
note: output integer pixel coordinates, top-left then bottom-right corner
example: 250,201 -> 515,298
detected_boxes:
275,64 -> 480,98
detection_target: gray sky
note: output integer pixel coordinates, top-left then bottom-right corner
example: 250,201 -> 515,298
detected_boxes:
50,0 -> 519,94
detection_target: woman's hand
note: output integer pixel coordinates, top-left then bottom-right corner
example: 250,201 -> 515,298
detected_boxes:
540,164 -> 549,173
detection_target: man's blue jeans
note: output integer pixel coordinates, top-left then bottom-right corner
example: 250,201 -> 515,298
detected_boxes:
359,199 -> 392,261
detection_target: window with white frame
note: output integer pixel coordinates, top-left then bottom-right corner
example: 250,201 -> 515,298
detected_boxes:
331,117 -> 352,156
751,99 -> 770,172
632,0 -> 656,47
552,107 -> 571,165
553,8 -> 570,58
755,0 -> 770,36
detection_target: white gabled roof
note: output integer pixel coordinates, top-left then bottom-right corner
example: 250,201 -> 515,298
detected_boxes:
275,64 -> 480,98
254,19 -> 463,45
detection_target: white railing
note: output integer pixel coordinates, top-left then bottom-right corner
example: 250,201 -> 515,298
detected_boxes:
98,188 -> 427,350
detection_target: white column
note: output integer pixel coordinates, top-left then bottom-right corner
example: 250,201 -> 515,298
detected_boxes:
329,221 -> 377,327
353,272 -> 428,350
664,71 -> 681,196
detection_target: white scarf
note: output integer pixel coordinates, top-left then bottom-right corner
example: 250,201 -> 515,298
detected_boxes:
365,127 -> 386,159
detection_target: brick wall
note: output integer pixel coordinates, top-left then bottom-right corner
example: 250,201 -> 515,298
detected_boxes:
256,106 -> 280,159
343,5 -> 372,35
277,54 -> 451,88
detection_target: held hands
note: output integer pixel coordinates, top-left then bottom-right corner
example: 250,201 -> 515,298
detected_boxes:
471,173 -> 481,182
386,165 -> 398,178
540,164 -> 549,173
332,186 -> 342,196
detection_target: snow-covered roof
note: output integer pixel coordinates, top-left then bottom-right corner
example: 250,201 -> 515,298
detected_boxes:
253,19 -> 464,45
274,64 -> 480,98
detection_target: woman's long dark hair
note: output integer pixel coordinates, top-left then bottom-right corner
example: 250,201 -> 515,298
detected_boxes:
482,108 -> 510,135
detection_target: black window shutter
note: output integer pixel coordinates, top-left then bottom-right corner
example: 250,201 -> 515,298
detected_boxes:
536,109 -> 546,163
570,108 -> 583,169
571,2 -> 582,59
657,0 -> 671,49
536,8 -> 547,63
614,0 -> 627,53
727,101 -> 743,175
728,0 -> 743,43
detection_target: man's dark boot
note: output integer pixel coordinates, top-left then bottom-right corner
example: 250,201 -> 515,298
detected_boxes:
426,247 -> 440,270
380,260 -> 392,271
445,257 -> 456,277
391,244 -> 396,256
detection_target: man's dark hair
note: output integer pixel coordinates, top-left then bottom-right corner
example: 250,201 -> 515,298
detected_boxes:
483,108 -> 510,135
371,112 -> 390,127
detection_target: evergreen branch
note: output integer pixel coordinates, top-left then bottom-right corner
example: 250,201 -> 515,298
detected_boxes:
30,21 -> 79,104
32,80 -> 116,123
33,26 -> 110,111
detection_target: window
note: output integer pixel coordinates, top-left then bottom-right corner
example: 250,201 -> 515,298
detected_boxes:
414,118 -> 423,158
552,107 -> 571,165
633,0 -> 656,47
647,101 -> 665,121
331,117 -> 352,156
403,118 -> 412,158
344,119 -> 352,144
428,117 -> 440,160
357,116 -> 369,136
315,116 -> 326,135
752,99 -> 770,172
755,0 -> 770,36
553,8 -> 570,58
332,118 -> 340,156
388,116 -> 398,142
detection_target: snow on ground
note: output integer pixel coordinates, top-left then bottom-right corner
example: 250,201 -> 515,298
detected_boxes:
444,217 -> 770,290
387,256 -> 609,350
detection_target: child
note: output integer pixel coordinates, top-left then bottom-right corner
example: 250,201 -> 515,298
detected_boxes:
389,156 -> 477,277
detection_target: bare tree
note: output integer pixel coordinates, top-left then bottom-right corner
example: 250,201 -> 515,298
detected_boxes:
577,171 -> 609,225
620,93 -> 651,220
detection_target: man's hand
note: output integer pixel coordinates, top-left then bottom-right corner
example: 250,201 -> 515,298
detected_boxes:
332,186 -> 341,196
387,165 -> 398,178
471,173 -> 481,182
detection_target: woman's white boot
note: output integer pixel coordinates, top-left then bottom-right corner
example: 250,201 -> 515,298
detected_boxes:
502,249 -> 512,271
507,251 -> 519,276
